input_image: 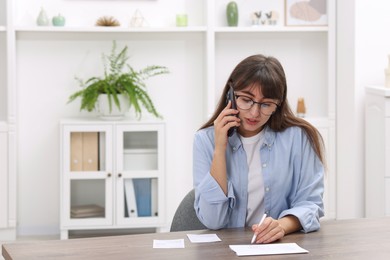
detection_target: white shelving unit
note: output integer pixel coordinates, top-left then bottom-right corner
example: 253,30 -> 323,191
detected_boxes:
3,0 -> 336,236
60,119 -> 165,239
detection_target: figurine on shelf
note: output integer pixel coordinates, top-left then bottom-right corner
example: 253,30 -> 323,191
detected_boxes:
251,11 -> 261,26
36,7 -> 49,26
296,97 -> 306,118
251,10 -> 279,26
96,16 -> 120,27
266,11 -> 279,25
129,9 -> 148,27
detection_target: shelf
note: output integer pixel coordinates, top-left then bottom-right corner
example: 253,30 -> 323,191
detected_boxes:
214,26 -> 328,33
14,26 -> 207,33
13,26 -> 327,34
124,148 -> 157,154
60,118 -> 164,125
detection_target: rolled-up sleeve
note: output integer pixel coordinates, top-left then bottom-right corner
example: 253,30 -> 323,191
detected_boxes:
278,129 -> 325,233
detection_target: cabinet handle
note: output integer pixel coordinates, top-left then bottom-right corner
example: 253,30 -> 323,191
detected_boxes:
118,173 -> 122,178
107,173 -> 111,177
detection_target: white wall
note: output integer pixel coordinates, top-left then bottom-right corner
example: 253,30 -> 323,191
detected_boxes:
336,0 -> 390,218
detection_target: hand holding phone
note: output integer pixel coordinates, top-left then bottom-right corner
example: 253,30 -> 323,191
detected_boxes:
226,86 -> 238,137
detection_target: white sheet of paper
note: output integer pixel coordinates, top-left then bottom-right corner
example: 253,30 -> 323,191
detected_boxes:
229,243 -> 309,256
186,234 -> 222,243
153,239 -> 185,248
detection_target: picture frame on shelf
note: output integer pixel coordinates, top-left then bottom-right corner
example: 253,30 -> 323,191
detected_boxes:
285,0 -> 327,26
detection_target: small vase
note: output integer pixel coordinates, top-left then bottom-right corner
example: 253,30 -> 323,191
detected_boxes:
37,7 -> 49,26
52,13 -> 66,27
296,98 -> 306,118
226,1 -> 238,27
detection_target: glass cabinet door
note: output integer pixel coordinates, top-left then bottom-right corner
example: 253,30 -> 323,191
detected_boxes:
62,125 -> 113,227
115,123 -> 165,226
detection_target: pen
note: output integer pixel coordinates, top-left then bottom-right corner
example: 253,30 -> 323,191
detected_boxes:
250,213 -> 267,244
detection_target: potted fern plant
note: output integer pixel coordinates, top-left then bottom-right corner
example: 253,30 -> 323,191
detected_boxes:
68,41 -> 169,120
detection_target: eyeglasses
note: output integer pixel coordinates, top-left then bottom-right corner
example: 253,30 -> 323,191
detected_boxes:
235,95 -> 278,116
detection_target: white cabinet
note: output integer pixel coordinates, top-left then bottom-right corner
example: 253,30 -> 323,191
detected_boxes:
365,86 -> 390,217
60,119 -> 165,239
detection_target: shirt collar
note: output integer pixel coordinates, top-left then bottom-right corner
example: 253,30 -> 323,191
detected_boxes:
228,125 -> 276,150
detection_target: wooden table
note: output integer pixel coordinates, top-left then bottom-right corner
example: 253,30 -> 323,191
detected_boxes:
3,217 -> 390,259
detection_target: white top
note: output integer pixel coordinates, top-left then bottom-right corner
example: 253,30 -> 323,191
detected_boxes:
241,131 -> 265,226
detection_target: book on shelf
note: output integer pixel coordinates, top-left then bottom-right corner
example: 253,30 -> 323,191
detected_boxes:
71,204 -> 105,218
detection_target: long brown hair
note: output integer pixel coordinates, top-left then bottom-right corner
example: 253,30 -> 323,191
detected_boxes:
200,54 -> 325,164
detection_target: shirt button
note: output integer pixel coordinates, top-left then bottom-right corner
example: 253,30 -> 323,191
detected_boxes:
265,187 -> 270,192
262,163 -> 267,168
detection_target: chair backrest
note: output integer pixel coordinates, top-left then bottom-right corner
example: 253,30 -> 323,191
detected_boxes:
170,189 -> 207,232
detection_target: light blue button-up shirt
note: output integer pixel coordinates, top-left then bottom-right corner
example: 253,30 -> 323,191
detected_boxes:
193,125 -> 324,233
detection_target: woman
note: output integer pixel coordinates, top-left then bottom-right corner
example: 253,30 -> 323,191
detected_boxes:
192,54 -> 325,244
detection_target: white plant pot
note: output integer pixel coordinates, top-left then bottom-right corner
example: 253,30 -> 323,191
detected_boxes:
97,94 -> 130,120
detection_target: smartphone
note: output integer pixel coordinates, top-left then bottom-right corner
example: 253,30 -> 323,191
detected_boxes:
226,85 -> 238,137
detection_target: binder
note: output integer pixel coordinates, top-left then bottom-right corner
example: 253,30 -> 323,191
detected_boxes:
70,132 -> 83,171
70,132 -> 99,171
133,178 -> 152,217
82,132 -> 98,171
124,179 -> 138,217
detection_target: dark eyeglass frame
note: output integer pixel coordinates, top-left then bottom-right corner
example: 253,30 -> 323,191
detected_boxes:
235,94 -> 279,115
